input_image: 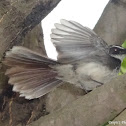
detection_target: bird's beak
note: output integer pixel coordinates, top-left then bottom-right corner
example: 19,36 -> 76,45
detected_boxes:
123,49 -> 126,54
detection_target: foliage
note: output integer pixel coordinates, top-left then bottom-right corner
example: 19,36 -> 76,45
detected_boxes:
119,40 -> 126,75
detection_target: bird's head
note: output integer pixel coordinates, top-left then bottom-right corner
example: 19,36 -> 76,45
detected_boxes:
109,45 -> 126,62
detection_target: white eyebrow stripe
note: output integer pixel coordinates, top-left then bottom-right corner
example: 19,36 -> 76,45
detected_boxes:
111,45 -> 124,49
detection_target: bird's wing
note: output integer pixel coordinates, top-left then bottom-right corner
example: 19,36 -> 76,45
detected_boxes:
51,19 -> 109,63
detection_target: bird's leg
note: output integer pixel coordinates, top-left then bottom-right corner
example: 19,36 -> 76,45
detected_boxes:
91,79 -> 104,85
78,81 -> 90,93
80,79 -> 104,93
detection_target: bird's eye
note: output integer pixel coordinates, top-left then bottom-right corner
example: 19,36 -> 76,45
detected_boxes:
109,47 -> 120,54
109,46 -> 125,55
114,48 -> 117,52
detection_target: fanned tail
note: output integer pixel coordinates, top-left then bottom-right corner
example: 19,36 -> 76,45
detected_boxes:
3,46 -> 62,99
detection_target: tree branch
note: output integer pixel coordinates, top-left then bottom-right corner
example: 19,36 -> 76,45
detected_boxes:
28,75 -> 126,126
107,109 -> 126,126
0,1 -> 61,125
0,0 -> 61,60
94,0 -> 126,45
0,0 -> 61,89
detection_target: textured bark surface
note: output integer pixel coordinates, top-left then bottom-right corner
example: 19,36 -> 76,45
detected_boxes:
94,0 -> 126,45
22,23 -> 46,55
28,74 -> 126,126
0,24 -> 48,126
0,0 -> 60,58
107,109 -> 126,126
0,0 -> 61,126
0,0 -> 61,89
46,83 -> 85,113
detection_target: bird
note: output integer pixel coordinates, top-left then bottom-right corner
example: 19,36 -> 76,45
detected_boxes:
3,19 -> 126,99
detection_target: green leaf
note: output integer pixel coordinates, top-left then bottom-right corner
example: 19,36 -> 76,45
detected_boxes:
119,40 -> 126,75
122,40 -> 126,48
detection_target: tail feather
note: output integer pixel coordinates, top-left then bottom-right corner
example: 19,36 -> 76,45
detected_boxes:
4,46 -> 57,67
3,46 -> 62,99
20,79 -> 62,99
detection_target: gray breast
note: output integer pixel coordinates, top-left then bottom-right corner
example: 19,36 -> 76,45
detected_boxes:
53,61 -> 119,91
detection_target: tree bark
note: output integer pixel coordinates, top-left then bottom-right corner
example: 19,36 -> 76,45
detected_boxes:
28,74 -> 126,126
0,0 -> 60,58
107,109 -> 126,126
0,0 -> 61,89
94,0 -> 126,45
0,0 -> 61,126
22,23 -> 46,55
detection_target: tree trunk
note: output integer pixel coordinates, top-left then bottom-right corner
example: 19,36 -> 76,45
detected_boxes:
94,0 -> 126,45
0,0 -> 61,126
28,75 -> 126,126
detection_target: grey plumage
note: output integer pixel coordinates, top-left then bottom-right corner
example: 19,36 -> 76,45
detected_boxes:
3,46 -> 62,99
3,19 -> 124,99
51,19 -> 109,63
